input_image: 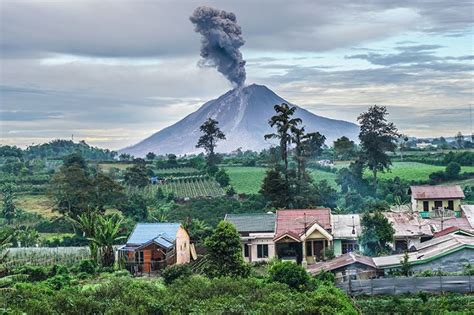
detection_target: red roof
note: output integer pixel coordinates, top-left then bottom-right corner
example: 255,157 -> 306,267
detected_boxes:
307,252 -> 376,274
433,225 -> 473,238
410,185 -> 464,200
274,209 -> 331,241
426,217 -> 473,232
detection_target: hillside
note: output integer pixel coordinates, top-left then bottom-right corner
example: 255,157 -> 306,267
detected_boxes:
121,84 -> 359,156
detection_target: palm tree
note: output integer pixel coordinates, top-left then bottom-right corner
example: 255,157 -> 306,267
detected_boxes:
89,215 -> 124,267
69,212 -> 99,262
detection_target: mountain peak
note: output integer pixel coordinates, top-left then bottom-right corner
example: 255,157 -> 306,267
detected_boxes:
120,84 -> 359,156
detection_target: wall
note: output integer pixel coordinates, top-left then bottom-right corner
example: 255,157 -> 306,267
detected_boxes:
413,198 -> 462,212
175,226 -> 191,265
334,240 -> 342,256
409,248 -> 474,273
242,236 -> 275,263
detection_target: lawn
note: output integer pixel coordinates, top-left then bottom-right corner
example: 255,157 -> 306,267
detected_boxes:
96,162 -> 130,172
224,166 -> 338,194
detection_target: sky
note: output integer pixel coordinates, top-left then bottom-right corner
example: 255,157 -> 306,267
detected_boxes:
1,0 -> 473,150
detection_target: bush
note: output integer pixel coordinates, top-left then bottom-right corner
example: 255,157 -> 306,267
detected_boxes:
77,259 -> 97,274
162,264 -> 192,285
268,261 -> 311,291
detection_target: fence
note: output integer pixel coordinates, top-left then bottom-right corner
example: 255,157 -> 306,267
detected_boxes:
338,275 -> 474,296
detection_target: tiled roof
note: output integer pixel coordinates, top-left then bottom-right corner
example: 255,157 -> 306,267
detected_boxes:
410,185 -> 465,200
307,252 -> 376,274
126,223 -> 181,245
225,213 -> 276,233
373,234 -> 474,268
331,214 -> 361,239
274,209 -> 331,240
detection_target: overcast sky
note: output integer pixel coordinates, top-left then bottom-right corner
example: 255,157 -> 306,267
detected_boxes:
1,0 -> 473,149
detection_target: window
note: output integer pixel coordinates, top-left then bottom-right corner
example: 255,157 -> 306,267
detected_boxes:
342,242 -> 359,254
423,201 -> 429,211
434,200 -> 443,209
135,251 -> 144,264
257,244 -> 268,258
306,241 -> 313,256
448,200 -> 454,210
244,244 -> 250,258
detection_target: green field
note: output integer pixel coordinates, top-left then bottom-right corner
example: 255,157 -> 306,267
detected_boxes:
224,167 -> 338,194
224,162 -> 474,194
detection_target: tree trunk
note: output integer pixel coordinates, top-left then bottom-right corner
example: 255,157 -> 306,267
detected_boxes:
373,170 -> 377,193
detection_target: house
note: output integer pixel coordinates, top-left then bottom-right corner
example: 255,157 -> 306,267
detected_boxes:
307,252 -> 379,282
224,213 -> 276,263
373,234 -> 474,274
118,223 -> 191,273
274,209 -> 333,265
383,211 -> 433,252
331,214 -> 361,256
409,185 -> 465,216
433,226 -> 474,238
461,205 -> 474,228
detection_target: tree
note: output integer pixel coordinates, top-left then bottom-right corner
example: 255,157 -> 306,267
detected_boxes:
196,118 -> 226,167
260,168 -> 289,208
265,103 -> 302,180
446,162 -> 461,179
214,169 -> 230,187
119,153 -> 132,161
333,136 -> 355,160
123,161 -> 149,187
70,212 -> 99,262
167,154 -> 178,166
120,193 -> 148,221
1,184 -> 17,224
455,132 -> 465,149
268,261 -> 311,290
204,221 -> 250,277
89,215 -> 124,267
359,211 -> 394,256
400,251 -> 411,276
146,152 -> 156,161
357,105 -> 399,190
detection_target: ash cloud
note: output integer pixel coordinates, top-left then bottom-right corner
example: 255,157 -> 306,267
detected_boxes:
190,6 -> 246,86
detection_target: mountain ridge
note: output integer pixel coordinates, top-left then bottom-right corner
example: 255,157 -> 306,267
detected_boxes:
120,84 -> 359,156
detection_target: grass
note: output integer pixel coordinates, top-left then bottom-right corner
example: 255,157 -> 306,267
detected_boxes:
224,166 -> 338,194
96,163 -> 130,172
16,194 -> 58,218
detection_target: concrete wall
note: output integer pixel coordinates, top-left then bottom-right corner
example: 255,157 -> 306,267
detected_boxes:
242,237 -> 275,263
412,197 -> 462,212
410,248 -> 474,273
175,226 -> 191,264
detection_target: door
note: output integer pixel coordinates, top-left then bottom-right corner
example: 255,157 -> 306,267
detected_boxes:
313,241 -> 324,260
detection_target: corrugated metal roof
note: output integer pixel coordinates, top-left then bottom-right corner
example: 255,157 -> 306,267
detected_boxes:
225,213 -> 276,233
126,223 -> 181,245
373,234 -> 474,268
461,205 -> 474,228
274,209 -> 331,240
331,214 -> 361,239
307,252 -> 376,274
410,185 -> 465,200
384,211 -> 432,238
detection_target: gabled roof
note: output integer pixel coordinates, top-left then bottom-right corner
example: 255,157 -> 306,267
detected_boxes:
433,226 -> 474,238
274,209 -> 331,241
384,211 -> 432,238
224,213 -> 276,233
126,223 -> 181,246
331,214 -> 361,239
374,234 -> 474,268
307,252 -> 376,275
409,185 -> 465,200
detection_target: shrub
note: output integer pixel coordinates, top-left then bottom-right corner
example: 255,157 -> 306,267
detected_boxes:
77,259 -> 97,274
268,261 -> 311,290
162,264 -> 192,285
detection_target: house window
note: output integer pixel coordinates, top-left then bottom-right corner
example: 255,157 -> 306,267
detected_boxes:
434,200 -> 443,209
257,244 -> 268,258
135,251 -> 144,264
244,244 -> 250,258
448,200 -> 454,210
342,242 -> 359,254
423,201 -> 429,211
306,241 -> 313,256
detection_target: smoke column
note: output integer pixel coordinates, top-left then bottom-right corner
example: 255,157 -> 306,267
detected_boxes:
190,6 -> 246,86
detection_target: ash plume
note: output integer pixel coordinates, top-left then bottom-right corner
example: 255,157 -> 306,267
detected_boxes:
190,6 -> 246,86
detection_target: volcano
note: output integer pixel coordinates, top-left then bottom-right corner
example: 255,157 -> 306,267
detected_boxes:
121,84 -> 359,156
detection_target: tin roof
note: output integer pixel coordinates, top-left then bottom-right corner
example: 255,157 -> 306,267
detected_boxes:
225,213 -> 276,233
274,209 -> 331,241
461,205 -> 474,228
307,252 -> 376,275
373,234 -> 474,268
126,223 -> 181,246
384,211 -> 433,238
331,214 -> 361,239
410,185 -> 465,200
